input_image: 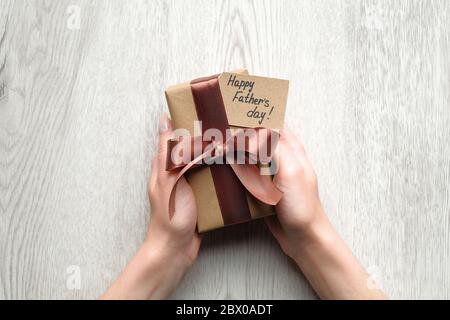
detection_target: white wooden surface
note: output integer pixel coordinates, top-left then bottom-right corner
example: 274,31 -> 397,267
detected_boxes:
0,0 -> 449,299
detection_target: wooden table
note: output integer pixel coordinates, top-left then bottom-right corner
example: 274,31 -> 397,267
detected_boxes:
0,0 -> 449,299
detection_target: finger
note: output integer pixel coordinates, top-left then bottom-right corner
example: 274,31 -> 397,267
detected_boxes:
281,125 -> 306,156
158,113 -> 173,165
156,113 -> 178,187
273,136 -> 309,191
273,136 -> 296,170
168,177 -> 198,235
281,126 -> 315,170
173,177 -> 190,209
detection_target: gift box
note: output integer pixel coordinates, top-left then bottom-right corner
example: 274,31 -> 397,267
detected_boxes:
165,69 -> 288,232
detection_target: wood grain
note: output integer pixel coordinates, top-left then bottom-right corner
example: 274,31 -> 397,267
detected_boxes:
0,0 -> 449,299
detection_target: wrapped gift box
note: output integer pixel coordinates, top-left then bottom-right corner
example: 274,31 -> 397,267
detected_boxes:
165,69 -> 288,232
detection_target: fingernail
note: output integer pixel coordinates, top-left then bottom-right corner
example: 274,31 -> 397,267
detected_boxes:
159,113 -> 171,133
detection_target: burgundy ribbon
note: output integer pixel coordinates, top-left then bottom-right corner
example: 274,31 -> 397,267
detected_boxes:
165,75 -> 282,223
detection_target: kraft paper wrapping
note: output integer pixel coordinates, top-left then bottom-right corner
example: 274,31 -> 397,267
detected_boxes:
165,70 -> 273,232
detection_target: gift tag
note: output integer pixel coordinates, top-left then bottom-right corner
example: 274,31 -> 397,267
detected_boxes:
218,72 -> 289,129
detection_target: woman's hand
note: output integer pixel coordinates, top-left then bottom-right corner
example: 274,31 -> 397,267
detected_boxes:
146,113 -> 201,270
266,126 -> 386,300
102,114 -> 201,300
265,126 -> 324,258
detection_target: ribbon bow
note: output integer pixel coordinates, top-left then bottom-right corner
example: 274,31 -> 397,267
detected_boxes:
165,128 -> 283,218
